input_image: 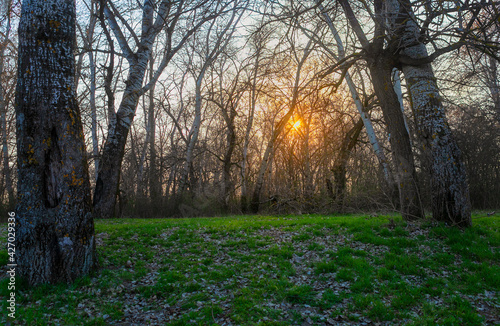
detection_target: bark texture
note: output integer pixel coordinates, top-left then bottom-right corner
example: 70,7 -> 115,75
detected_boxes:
15,0 -> 96,285
338,0 -> 423,220
369,57 -> 423,220
394,0 -> 471,227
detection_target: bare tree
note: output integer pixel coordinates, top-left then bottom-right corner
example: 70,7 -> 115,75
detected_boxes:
15,0 -> 96,285
0,0 -> 15,208
178,1 -> 245,196
207,53 -> 245,211
93,0 -> 233,219
250,34 -> 315,213
337,0 -> 424,221
388,0 -> 472,226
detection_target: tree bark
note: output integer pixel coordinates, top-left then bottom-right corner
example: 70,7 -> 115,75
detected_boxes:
318,2 -> 393,185
15,0 -> 96,285
0,5 -> 14,208
93,1 -> 162,219
337,0 -> 424,220
369,56 -> 424,220
394,0 -> 471,227
486,56 -> 500,124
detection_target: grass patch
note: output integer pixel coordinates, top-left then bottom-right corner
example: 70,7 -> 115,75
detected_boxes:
0,213 -> 498,325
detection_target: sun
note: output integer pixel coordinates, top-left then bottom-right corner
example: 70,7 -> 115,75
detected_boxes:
292,120 -> 301,130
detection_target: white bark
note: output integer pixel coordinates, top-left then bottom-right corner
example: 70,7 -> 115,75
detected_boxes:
487,56 -> 500,123
318,4 -> 392,184
392,68 -> 411,144
390,0 -> 471,226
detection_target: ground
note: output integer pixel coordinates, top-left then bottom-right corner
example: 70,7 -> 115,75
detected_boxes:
1,213 -> 499,325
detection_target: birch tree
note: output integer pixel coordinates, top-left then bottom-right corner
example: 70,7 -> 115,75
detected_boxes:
315,1 -> 392,186
15,0 -> 96,285
93,0 -> 232,219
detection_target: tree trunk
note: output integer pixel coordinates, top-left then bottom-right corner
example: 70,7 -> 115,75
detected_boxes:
179,71 -> 204,195
15,0 -> 96,285
250,141 -> 274,213
222,122 -> 236,211
93,64 -> 147,218
487,56 -> 500,124
93,3 -> 156,219
369,57 -> 424,220
331,118 -> 364,209
394,0 -> 471,227
318,2 -> 393,185
148,58 -> 161,204
84,0 -> 98,182
0,10 -> 14,208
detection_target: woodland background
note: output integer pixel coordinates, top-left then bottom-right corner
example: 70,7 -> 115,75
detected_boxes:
1,0 -> 499,220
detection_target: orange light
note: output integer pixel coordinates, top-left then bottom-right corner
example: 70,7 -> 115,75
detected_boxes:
292,120 -> 301,130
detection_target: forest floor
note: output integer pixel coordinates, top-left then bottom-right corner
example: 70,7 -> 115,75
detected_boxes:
1,213 -> 499,325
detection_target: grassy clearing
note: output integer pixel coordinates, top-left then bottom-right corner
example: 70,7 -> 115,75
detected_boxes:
1,213 -> 499,325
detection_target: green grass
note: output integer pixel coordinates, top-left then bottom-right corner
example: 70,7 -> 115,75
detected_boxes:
1,213 -> 499,325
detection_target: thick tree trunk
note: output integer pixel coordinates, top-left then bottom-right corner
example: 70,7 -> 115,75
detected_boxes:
15,0 -> 96,285
369,57 -> 424,220
394,0 -> 471,227
403,63 -> 471,226
337,0 -> 423,219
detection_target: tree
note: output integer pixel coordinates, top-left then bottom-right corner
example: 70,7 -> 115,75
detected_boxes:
389,0 -> 471,226
15,0 -> 96,285
93,0 -> 232,219
250,34 -> 315,213
207,53 -> 245,211
0,0 -> 15,209
178,1 -> 244,196
337,0 -> 424,221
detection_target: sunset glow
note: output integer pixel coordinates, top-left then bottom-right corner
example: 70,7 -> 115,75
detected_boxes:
292,120 -> 301,130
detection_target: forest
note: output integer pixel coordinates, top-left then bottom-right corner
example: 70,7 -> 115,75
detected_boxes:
0,0 -> 499,324
1,0 -> 498,222
0,0 -> 500,325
